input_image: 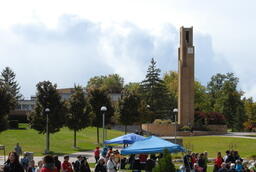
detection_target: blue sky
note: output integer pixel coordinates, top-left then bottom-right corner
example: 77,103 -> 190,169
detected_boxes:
0,0 -> 255,98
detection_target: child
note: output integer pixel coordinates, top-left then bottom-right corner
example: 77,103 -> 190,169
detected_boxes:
27,160 -> 36,172
35,160 -> 43,172
94,147 -> 100,163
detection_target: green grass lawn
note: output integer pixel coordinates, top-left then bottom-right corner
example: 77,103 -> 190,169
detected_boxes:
1,125 -> 256,159
182,136 -> 256,158
0,125 -> 123,155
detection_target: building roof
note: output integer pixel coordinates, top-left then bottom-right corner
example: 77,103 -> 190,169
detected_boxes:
56,88 -> 75,94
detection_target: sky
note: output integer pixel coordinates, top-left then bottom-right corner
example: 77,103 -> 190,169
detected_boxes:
0,0 -> 256,99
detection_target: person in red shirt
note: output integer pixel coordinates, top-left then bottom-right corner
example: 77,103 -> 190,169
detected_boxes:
61,155 -> 73,172
214,152 -> 224,172
191,153 -> 197,167
94,147 -> 100,163
40,155 -> 58,172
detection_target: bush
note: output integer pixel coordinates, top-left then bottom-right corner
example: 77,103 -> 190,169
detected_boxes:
243,120 -> 256,131
161,120 -> 172,124
179,125 -> 191,131
153,119 -> 162,124
153,149 -> 176,172
194,111 -> 207,125
207,112 -> 226,125
0,116 -> 9,132
153,119 -> 172,125
194,111 -> 207,130
194,111 -> 226,126
9,120 -> 19,129
8,114 -> 28,123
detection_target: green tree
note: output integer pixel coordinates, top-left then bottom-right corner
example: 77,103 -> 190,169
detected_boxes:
88,88 -> 114,144
65,85 -> 91,148
243,97 -> 256,120
28,81 -> 66,152
123,82 -> 140,95
102,74 -> 124,93
1,67 -> 22,102
140,58 -> 171,121
153,149 -> 176,172
119,92 -> 141,134
86,76 -> 105,91
163,71 -> 178,101
194,81 -> 211,112
163,71 -> 211,112
0,85 -> 16,132
207,73 -> 245,130
86,74 -> 124,93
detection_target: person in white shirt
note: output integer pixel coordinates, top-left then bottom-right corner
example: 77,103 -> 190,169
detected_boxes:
107,154 -> 117,172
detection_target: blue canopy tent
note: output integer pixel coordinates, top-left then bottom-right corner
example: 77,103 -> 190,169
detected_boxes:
104,133 -> 145,144
121,136 -> 185,155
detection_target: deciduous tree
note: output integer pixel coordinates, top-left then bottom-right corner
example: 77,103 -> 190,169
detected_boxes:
88,88 -> 114,144
86,74 -> 124,93
207,73 -> 245,130
119,92 -> 141,134
28,81 -> 67,151
66,85 -> 91,148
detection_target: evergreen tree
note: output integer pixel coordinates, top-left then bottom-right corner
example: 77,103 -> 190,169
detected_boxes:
140,58 -> 171,121
153,149 -> 176,172
28,81 -> 67,151
88,88 -> 114,144
66,85 -> 91,148
1,67 -> 22,102
0,85 -> 15,132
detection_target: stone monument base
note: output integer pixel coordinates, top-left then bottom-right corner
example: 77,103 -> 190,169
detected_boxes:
142,123 -> 227,137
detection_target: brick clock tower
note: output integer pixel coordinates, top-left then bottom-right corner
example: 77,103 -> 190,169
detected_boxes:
178,26 -> 195,126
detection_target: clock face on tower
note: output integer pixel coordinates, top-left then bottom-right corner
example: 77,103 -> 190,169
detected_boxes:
187,47 -> 193,54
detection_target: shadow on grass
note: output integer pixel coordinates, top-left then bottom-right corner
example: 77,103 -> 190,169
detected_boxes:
74,148 -> 93,152
8,127 -> 27,130
42,148 -> 94,157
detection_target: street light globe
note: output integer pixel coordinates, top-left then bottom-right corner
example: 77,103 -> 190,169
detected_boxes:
101,106 -> 107,112
173,108 -> 178,113
45,108 -> 50,113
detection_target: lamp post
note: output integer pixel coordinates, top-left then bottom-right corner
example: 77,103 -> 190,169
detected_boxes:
101,106 -> 107,145
173,108 -> 178,144
45,108 -> 50,154
146,105 -> 150,136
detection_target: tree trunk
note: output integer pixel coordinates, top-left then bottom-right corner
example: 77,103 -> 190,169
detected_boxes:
74,130 -> 77,148
125,125 -> 127,134
97,127 -> 99,144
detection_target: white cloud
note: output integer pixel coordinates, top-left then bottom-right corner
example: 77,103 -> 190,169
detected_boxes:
1,0 -> 256,98
0,15 -> 224,98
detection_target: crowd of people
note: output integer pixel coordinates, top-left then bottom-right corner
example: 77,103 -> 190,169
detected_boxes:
1,145 -> 159,172
182,150 -> 256,172
4,143 -> 256,172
